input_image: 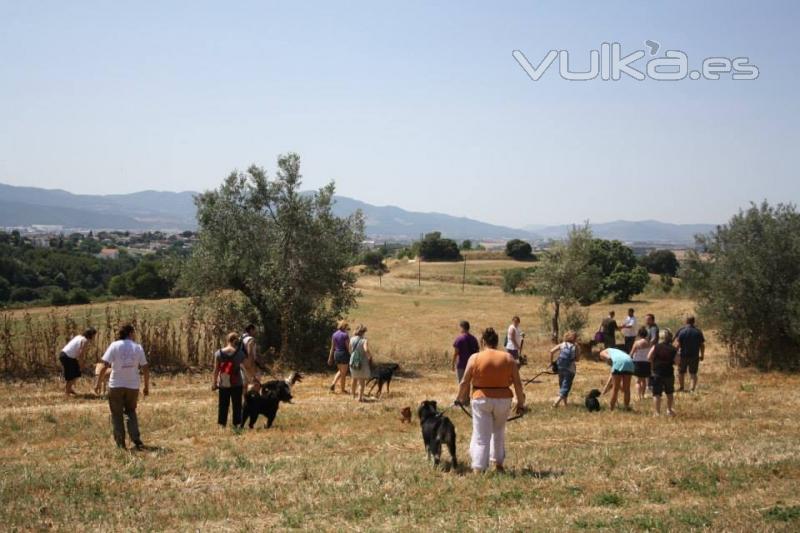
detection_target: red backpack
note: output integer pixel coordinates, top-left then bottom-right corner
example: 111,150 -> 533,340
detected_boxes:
217,350 -> 239,388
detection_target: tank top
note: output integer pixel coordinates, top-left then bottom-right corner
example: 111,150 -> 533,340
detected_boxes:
471,349 -> 514,399
632,343 -> 650,362
557,342 -> 577,373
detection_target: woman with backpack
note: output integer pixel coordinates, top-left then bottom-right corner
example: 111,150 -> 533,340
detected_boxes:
212,332 -> 247,427
549,330 -> 579,407
349,324 -> 372,402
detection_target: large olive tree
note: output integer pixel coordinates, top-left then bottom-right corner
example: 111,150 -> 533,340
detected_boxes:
184,153 -> 364,363
533,224 -> 601,342
682,202 -> 800,370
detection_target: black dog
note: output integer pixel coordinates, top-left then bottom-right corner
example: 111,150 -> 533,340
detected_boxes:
585,389 -> 601,412
366,363 -> 399,398
417,400 -> 457,468
241,372 -> 303,429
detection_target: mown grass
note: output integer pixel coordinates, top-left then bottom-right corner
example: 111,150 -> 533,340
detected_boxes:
0,267 -> 798,531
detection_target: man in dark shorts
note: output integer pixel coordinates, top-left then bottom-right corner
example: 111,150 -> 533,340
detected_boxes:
601,311 -> 619,350
452,320 -> 480,384
675,316 -> 706,392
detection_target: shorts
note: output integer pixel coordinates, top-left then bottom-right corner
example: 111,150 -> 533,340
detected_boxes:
633,361 -> 651,378
333,349 -> 349,365
59,352 -> 81,381
612,369 -> 634,376
456,367 -> 466,383
679,356 -> 700,375
506,349 -> 519,360
651,373 -> 675,396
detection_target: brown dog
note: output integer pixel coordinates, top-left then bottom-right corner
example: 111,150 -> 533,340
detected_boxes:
400,406 -> 412,424
94,362 -> 110,395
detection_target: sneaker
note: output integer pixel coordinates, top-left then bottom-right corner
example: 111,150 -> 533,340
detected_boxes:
666,410 -> 676,417
133,441 -> 146,451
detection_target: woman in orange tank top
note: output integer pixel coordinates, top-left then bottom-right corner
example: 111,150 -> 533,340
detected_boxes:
456,327 -> 525,473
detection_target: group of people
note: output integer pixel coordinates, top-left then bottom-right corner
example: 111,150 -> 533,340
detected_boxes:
327,321 -> 373,402
594,310 -> 706,414
56,308 -> 705,468
443,311 -> 707,472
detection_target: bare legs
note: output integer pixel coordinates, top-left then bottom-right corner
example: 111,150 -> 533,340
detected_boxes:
352,378 -> 366,401
654,393 -> 676,416
65,379 -> 77,396
330,364 -> 349,393
678,372 -> 698,392
605,374 -> 632,411
636,377 -> 647,401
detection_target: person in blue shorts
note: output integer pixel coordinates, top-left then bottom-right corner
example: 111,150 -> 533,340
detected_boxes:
599,347 -> 634,411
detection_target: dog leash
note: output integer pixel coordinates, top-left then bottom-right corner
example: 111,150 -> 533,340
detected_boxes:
452,401 -> 527,423
523,363 -> 559,388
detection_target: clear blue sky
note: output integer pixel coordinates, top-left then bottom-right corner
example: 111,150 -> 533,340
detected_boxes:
1,1 -> 798,227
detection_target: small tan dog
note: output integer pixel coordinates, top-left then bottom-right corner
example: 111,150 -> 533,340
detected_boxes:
94,362 -> 110,396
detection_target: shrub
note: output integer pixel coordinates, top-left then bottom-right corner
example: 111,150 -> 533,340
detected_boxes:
10,287 -> 38,302
681,202 -> 800,370
501,268 -> 528,294
417,232 -> 462,261
505,239 -> 535,261
0,276 -> 10,302
360,251 -> 388,275
641,249 -> 680,276
67,289 -> 91,305
50,288 -> 69,306
588,239 -> 649,303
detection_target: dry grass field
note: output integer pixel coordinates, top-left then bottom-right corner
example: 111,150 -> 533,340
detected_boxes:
1,263 -> 799,531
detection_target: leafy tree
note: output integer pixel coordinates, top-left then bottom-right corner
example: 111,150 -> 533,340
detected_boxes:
461,240 -> 473,251
641,249 -> 680,276
417,232 -> 462,261
183,153 -> 364,362
659,273 -> 674,293
505,239 -> 535,261
533,224 -> 601,341
360,250 -> 389,275
588,239 -> 650,303
110,261 -> 172,299
502,268 -> 528,294
67,288 -> 91,305
50,288 -> 69,306
681,202 -> 800,370
10,287 -> 38,302
0,276 -> 10,302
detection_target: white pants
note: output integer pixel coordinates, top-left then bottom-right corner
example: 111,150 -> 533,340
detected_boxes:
469,397 -> 512,471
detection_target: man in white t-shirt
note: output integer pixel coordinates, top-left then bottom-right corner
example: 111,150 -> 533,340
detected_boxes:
96,323 -> 149,450
620,308 -> 638,353
58,327 -> 97,396
505,316 -> 523,361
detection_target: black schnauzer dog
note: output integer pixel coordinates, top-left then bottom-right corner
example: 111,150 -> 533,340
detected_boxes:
585,389 -> 602,412
366,363 -> 399,398
241,372 -> 302,429
417,400 -> 457,468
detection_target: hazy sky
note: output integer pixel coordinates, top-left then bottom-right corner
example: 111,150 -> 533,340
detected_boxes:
1,1 -> 798,227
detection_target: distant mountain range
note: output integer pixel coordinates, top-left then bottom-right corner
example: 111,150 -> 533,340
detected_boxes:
0,183 -> 715,243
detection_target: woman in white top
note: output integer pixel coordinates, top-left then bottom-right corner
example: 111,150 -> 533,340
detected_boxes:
505,316 -> 522,361
58,327 -> 97,396
630,327 -> 652,401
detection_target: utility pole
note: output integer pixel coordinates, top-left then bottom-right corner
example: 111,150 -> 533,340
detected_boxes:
418,232 -> 422,287
462,254 -> 467,292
